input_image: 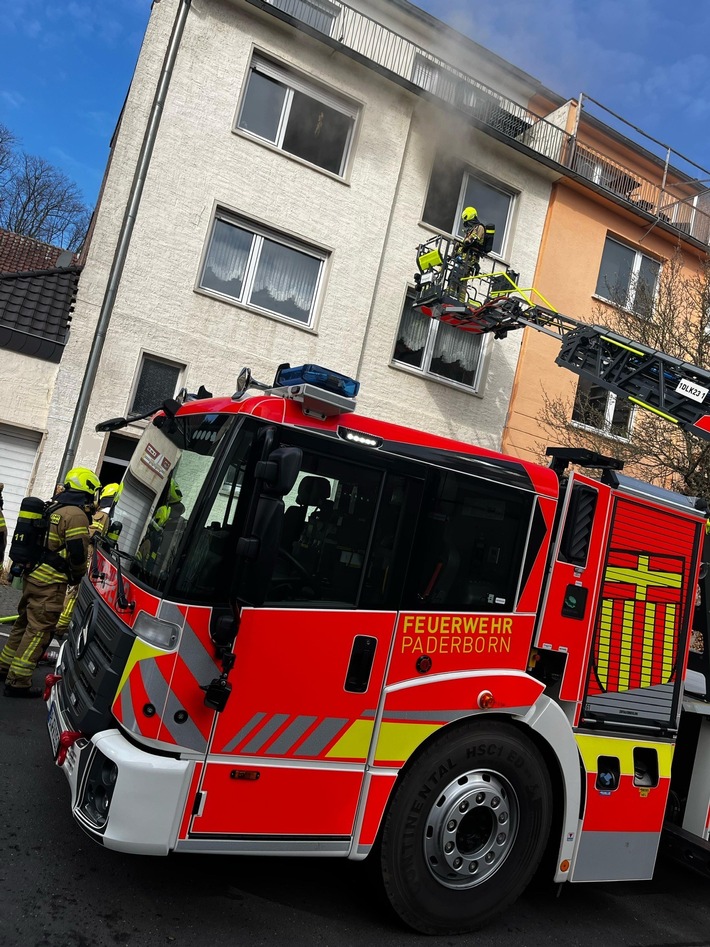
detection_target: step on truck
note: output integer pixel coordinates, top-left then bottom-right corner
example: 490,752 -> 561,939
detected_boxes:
44,251 -> 710,934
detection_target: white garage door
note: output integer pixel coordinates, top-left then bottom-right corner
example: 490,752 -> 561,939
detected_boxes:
0,425 -> 42,563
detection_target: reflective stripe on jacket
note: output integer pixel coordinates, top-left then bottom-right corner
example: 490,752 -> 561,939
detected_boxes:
29,504 -> 90,586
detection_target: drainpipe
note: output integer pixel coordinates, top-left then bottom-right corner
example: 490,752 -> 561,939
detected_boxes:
57,0 -> 192,482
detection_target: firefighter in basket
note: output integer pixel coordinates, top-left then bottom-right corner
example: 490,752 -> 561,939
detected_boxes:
0,467 -> 100,698
55,482 -> 122,640
448,206 -> 488,301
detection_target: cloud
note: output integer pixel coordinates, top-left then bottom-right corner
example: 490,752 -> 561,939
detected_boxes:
0,90 -> 25,109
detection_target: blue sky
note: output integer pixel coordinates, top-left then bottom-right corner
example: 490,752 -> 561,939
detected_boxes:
2,0 -> 709,211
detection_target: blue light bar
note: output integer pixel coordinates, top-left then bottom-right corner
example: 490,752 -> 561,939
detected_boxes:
275,364 -> 360,399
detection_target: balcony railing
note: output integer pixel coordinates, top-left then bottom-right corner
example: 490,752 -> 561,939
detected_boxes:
253,0 -> 710,247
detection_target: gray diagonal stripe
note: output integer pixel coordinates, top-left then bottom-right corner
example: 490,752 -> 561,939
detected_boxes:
158,601 -> 186,629
140,658 -> 170,723
222,712 -> 267,753
180,617 -> 220,680
242,714 -> 290,753
120,680 -> 137,732
160,681 -> 209,752
294,718 -> 348,757
265,715 -> 318,756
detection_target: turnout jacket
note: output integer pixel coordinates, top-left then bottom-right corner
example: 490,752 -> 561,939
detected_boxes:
29,491 -> 91,586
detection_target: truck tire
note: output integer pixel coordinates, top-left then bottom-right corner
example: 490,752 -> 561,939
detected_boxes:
379,721 -> 553,934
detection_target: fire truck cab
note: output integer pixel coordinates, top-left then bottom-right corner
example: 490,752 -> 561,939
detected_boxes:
46,362 -> 708,935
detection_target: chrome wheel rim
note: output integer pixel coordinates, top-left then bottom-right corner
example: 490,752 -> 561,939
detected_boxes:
423,768 -> 519,889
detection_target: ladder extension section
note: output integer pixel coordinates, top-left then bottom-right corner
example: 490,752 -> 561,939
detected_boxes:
413,235 -> 710,441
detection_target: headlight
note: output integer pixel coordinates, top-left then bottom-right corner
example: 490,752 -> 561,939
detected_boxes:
133,611 -> 181,650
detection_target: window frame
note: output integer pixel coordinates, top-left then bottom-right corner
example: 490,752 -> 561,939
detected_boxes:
421,153 -> 516,260
235,54 -> 358,178
391,287 -> 490,395
128,352 -> 185,419
594,235 -> 661,314
570,376 -> 635,442
197,207 -> 328,329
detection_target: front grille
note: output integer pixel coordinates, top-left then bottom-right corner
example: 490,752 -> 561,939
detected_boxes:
58,578 -> 136,735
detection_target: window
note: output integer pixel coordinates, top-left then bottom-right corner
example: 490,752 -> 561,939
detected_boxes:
422,153 -> 513,256
403,467 -> 533,612
393,290 -> 484,392
595,236 -> 660,314
130,355 -> 182,415
571,377 -> 632,439
268,450 -> 409,609
237,57 -> 356,176
265,0 -> 339,35
200,211 -> 326,326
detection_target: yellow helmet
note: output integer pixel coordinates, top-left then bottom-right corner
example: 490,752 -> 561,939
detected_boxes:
64,467 -> 102,496
100,482 -> 121,501
168,480 -> 183,504
461,206 -> 478,224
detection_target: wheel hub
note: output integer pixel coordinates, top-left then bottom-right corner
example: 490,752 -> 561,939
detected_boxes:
423,769 -> 519,889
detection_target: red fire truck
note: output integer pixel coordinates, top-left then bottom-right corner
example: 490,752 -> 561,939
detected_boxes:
45,247 -> 710,934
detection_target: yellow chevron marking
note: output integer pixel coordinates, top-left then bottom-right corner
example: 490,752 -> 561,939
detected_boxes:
116,638 -> 167,695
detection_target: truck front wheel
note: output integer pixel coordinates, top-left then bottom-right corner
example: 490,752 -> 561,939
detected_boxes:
380,721 -> 553,934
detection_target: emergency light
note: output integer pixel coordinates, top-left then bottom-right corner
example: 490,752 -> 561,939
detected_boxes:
274,364 -> 360,399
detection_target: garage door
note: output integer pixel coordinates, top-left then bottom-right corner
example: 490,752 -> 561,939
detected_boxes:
0,425 -> 42,563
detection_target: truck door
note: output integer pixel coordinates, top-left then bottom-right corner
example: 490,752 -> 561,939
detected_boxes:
183,436 -> 419,845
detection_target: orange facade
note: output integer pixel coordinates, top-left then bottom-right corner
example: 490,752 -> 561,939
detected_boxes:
501,177 -> 707,463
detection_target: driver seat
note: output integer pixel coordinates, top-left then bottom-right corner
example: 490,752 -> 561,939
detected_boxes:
281,476 -> 331,552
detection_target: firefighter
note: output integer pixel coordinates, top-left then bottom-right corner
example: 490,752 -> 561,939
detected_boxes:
449,206 -> 487,300
0,483 -> 6,571
135,479 -> 185,575
0,467 -> 100,698
55,482 -> 121,640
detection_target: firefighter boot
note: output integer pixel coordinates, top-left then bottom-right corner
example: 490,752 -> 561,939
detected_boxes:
4,683 -> 43,698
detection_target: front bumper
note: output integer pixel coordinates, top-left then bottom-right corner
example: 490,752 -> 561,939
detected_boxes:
47,646 -> 193,855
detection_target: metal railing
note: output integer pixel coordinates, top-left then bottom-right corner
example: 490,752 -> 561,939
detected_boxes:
254,0 -> 710,247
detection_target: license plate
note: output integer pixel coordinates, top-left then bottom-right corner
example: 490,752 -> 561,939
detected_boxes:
47,702 -> 60,758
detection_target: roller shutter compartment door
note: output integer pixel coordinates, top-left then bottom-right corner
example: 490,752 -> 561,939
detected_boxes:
0,425 -> 42,561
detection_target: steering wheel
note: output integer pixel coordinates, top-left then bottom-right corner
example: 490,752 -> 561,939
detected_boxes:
270,548 -> 317,599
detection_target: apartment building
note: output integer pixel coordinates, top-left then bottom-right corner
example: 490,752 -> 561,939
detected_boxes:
29,0 -> 559,497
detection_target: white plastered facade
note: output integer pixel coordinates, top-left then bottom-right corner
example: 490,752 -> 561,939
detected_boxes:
32,0 -> 554,496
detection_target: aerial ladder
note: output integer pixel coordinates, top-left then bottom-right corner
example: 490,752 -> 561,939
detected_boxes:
414,233 -> 710,442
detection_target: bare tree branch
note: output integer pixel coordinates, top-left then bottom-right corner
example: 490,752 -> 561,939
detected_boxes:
538,250 -> 710,496
0,126 -> 91,252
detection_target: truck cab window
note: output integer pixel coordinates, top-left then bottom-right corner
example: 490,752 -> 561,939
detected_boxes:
266,450 -> 389,608
405,468 -> 532,612
173,428 -> 256,603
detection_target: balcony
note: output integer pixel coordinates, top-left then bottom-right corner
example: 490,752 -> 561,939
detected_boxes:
250,0 -> 710,247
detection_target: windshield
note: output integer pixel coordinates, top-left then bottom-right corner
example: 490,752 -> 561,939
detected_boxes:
109,412 -> 237,594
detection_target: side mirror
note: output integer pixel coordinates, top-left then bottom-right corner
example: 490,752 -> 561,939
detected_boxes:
96,416 -> 129,433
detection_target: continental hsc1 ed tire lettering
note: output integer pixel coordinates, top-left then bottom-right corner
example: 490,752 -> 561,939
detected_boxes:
380,722 -> 552,935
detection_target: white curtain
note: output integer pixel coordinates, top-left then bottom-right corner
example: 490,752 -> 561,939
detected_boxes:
433,321 -> 482,372
397,305 -> 429,353
205,221 -> 251,286
253,239 -> 319,312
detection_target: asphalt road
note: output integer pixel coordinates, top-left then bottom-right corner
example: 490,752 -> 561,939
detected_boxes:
2,676 -> 710,947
